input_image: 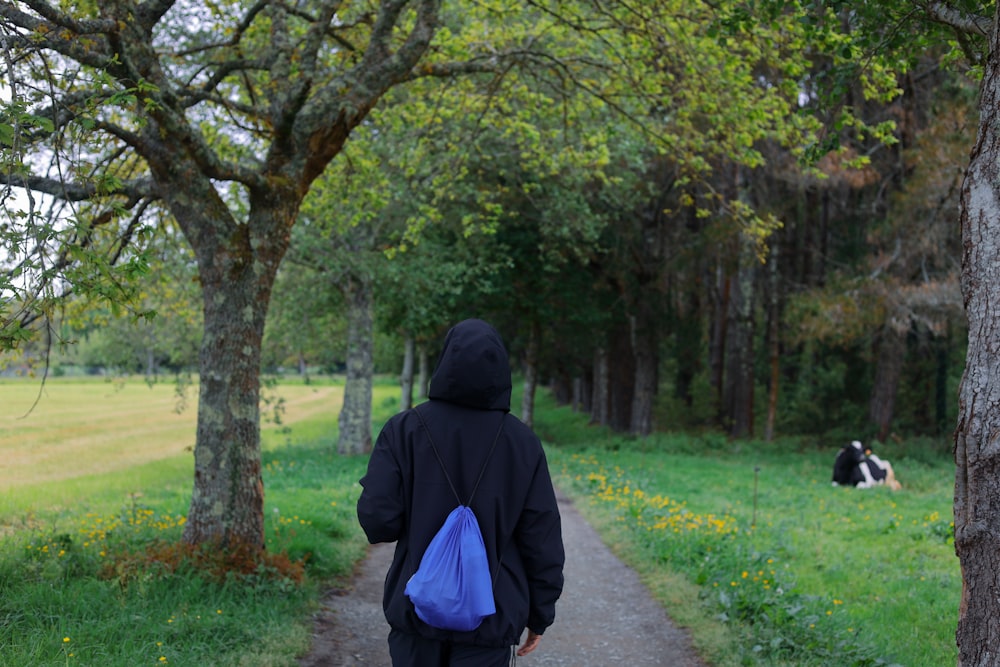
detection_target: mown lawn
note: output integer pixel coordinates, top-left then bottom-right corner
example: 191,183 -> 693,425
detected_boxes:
0,377 -> 958,666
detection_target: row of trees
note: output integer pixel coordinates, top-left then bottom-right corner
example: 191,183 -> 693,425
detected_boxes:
3,2 -> 1000,662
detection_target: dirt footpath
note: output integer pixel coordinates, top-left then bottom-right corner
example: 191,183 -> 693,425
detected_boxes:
299,492 -> 707,666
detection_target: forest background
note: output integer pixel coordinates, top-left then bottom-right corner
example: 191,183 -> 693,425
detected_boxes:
0,0 -> 995,664
3,3 -> 971,451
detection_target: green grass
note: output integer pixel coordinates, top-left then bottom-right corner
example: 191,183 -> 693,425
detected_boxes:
0,375 -> 387,667
0,377 -> 959,666
534,394 -> 958,667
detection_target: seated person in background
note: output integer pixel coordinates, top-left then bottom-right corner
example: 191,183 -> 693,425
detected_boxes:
832,440 -> 866,486
832,440 -> 902,491
861,443 -> 902,491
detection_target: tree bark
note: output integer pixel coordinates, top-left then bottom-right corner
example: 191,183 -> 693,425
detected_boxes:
590,346 -> 609,426
400,333 -> 415,412
955,13 -> 1000,664
338,274 -> 373,455
418,343 -> 430,399
723,234 -> 756,438
0,0 -> 443,556
630,313 -> 658,436
935,327 -> 950,436
608,321 -> 636,432
673,288 -> 702,410
709,261 -> 730,425
869,325 -> 905,443
764,246 -> 780,442
175,187 -> 293,551
521,321 -> 541,427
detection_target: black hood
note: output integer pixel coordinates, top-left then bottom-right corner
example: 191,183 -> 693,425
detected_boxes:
427,319 -> 512,411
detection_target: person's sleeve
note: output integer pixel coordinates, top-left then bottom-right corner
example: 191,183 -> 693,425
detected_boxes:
356,425 -> 405,544
515,448 -> 565,635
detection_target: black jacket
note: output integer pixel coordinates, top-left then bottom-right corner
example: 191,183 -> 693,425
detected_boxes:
357,319 -> 565,647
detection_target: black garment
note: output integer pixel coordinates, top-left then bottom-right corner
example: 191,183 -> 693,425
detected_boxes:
388,628 -> 515,667
832,441 -> 866,486
357,319 -> 565,651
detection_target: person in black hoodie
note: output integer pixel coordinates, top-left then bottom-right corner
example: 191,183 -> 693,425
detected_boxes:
357,318 -> 565,666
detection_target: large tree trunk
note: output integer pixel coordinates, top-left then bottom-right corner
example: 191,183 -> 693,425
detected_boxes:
400,333 -> 415,412
338,274 -> 373,455
955,19 -> 1000,664
176,188 -> 293,552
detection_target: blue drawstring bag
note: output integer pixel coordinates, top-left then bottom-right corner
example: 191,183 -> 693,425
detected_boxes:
404,504 -> 495,631
405,408 -> 505,632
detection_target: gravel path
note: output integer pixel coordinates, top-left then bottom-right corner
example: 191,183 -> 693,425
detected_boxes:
299,492 -> 707,666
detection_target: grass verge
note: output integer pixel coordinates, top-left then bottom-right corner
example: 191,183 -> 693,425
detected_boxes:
0,375 -> 382,667
535,394 -> 958,667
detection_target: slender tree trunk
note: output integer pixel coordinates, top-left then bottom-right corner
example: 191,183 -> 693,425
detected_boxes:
579,368 -> 593,413
764,246 -> 780,442
724,234 -> 756,438
870,325 -> 905,443
955,19 -> 1000,664
572,376 -> 583,412
521,321 -> 541,427
400,333 -> 415,412
551,373 -> 573,405
673,288 -> 701,409
338,274 -> 373,455
418,344 -> 430,399
630,313 -> 658,436
709,261 -> 730,424
590,346 -> 609,426
609,321 -> 635,432
935,322 -> 951,436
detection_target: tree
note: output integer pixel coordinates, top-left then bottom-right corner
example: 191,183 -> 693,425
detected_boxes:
0,0 -> 915,559
0,0 -> 448,553
910,2 -> 1000,662
827,0 -> 1000,661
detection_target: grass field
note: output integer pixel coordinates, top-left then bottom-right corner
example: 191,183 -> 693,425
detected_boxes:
533,401 -> 959,667
0,375 -> 374,667
0,376 -> 960,666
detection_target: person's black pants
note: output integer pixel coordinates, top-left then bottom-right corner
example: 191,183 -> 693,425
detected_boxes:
388,628 -> 515,667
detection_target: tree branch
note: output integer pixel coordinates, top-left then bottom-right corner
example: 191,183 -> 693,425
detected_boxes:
18,0 -> 117,35
0,2 -> 111,69
0,173 -> 160,202
919,1 -> 993,37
